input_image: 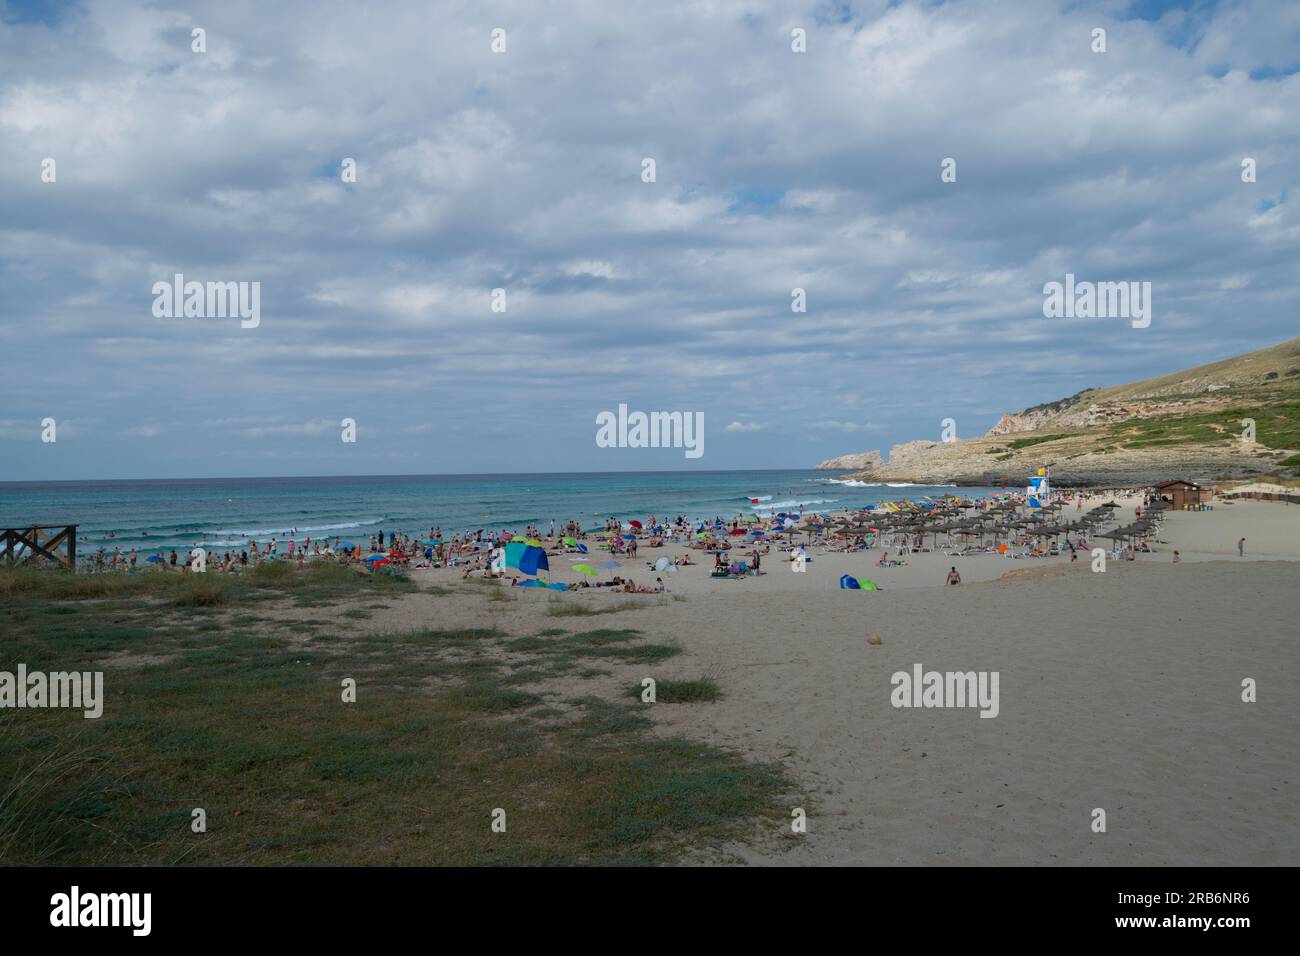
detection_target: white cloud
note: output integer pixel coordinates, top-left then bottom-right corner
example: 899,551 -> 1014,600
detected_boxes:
241,419 -> 336,439
122,424 -> 162,438
811,421 -> 884,434
0,0 -> 1296,479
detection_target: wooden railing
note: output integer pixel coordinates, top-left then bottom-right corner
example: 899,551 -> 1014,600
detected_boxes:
1,524 -> 78,571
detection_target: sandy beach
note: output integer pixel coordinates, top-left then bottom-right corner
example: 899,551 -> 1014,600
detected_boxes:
278,494 -> 1297,865
413,495 -> 1298,593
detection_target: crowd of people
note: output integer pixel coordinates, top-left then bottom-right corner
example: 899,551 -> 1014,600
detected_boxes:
78,488 -> 1212,584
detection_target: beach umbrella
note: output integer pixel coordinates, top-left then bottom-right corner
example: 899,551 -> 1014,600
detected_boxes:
654,557 -> 671,572
338,541 -> 355,549
505,542 -> 550,575
547,582 -> 569,591
573,563 -> 597,576
145,554 -> 164,563
562,536 -> 577,546
728,528 -> 747,536
839,574 -> 861,590
628,520 -> 643,530
575,543 -> 588,553
621,533 -> 636,540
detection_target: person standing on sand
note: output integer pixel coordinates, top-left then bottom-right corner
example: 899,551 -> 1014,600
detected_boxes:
1237,537 -> 1245,556
946,567 -> 961,586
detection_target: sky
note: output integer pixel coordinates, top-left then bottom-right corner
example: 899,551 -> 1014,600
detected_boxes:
0,0 -> 1297,480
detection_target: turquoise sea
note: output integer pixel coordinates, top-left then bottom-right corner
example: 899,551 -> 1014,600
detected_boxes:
0,471 -> 1003,556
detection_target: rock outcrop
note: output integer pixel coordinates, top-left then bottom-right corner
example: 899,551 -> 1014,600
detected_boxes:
828,435 -> 1282,488
815,451 -> 884,471
816,336 -> 1300,487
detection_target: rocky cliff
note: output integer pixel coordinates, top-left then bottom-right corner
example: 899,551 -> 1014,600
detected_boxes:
821,337 -> 1300,487
815,451 -> 884,471
834,434 -> 1283,488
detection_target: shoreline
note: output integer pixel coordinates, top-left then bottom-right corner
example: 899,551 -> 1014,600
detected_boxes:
57,485 -> 1300,585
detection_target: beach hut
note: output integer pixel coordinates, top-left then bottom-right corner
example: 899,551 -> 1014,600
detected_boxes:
1153,479 -> 1213,511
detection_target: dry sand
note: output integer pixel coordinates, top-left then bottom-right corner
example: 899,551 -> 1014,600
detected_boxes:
370,498 -> 1300,865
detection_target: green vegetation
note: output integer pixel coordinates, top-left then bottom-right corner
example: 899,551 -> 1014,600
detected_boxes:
1107,402 -> 1300,451
1019,387 -> 1096,416
0,565 -> 787,865
1007,433 -> 1073,450
545,598 -> 656,617
0,561 -> 417,607
629,677 -> 721,703
988,340 -> 1300,464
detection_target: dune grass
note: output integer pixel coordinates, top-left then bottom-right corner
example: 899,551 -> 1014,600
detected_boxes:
0,567 -> 789,865
628,677 -> 721,703
546,597 -> 657,617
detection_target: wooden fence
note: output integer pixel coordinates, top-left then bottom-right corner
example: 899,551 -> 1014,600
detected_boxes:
1,524 -> 78,571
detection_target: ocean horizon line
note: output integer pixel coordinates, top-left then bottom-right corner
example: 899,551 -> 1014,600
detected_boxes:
0,466 -> 853,489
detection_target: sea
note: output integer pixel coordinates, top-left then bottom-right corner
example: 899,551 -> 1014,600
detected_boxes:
0,471 -> 1003,556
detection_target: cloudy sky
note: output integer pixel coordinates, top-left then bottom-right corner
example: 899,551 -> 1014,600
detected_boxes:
1,0 -> 1297,480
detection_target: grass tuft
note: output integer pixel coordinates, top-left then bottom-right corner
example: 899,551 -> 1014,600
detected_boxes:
629,677 -> 721,703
